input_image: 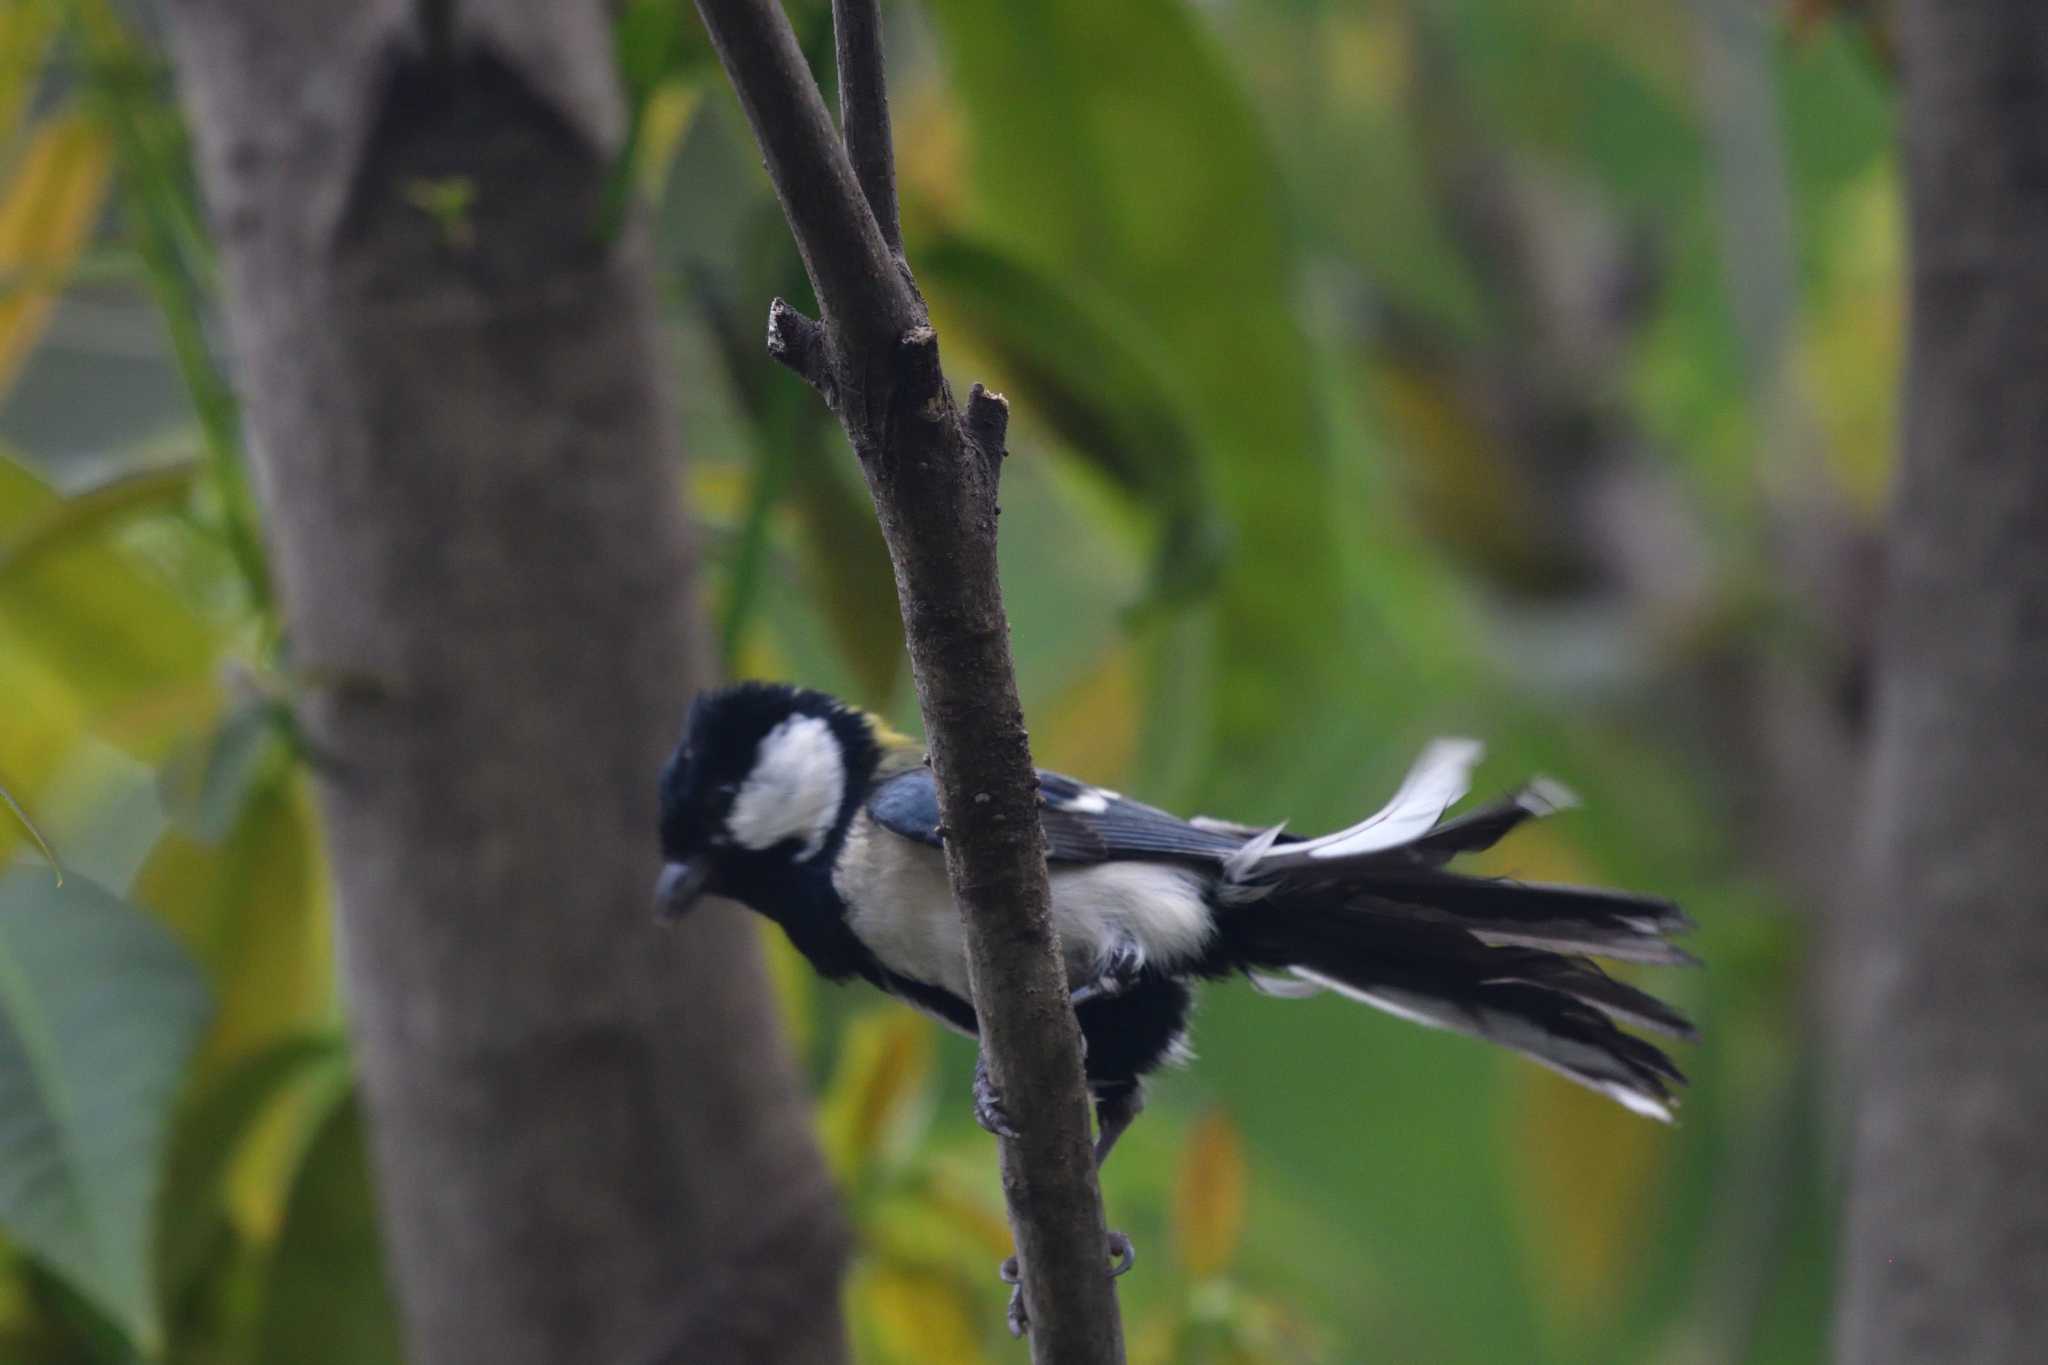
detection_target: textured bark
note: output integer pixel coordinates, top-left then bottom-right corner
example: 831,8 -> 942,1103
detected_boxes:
163,4 -> 848,1363
693,0 -> 1126,1359
1838,5 -> 2048,1361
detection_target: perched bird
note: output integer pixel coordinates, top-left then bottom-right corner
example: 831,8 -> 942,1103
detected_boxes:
656,682 -> 1695,1310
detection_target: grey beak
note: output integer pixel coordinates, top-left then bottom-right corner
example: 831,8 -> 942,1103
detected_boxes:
655,859 -> 712,923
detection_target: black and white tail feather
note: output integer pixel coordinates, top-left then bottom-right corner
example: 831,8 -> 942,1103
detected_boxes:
1206,739 -> 1696,1121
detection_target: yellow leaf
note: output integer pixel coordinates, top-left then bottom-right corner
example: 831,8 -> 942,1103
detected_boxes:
1794,165 -> 1904,518
0,110 -> 115,399
0,1241 -> 35,1336
895,75 -> 968,237
0,449 -> 219,737
1033,641 -> 1140,783
1501,1062 -> 1667,1341
1373,362 -> 1561,588
1320,11 -> 1412,118
732,626 -> 792,684
0,624 -> 85,813
226,1050 -> 352,1243
855,1258 -> 989,1365
0,459 -> 199,581
687,460 -> 748,524
1127,1314 -> 1185,1365
1172,1106 -> 1249,1280
135,776 -> 335,1079
819,1008 -> 934,1182
635,81 -> 702,201
1465,819 -> 1594,885
908,1165 -> 1015,1260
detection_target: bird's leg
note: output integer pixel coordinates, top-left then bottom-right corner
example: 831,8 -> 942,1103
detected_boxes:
1090,1086 -> 1139,1299
980,951 -> 1131,1140
1093,1085 -> 1144,1169
998,1084 -> 1143,1337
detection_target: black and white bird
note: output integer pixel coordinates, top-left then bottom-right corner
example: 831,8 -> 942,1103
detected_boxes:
658,681 -> 1694,1138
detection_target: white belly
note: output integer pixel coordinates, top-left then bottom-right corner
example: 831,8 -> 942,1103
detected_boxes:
834,812 -> 1214,1002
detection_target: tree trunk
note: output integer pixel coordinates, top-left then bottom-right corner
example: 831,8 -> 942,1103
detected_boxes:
1838,5 -> 2048,1361
163,5 -> 848,1363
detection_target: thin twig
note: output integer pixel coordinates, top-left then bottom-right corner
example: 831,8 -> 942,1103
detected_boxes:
832,0 -> 901,254
693,1 -> 1127,1360
766,295 -> 835,403
693,0 -> 913,356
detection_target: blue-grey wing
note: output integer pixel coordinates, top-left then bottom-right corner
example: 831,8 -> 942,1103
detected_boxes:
866,767 -> 1245,866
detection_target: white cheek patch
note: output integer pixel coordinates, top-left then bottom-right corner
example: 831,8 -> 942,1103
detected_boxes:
727,715 -> 846,859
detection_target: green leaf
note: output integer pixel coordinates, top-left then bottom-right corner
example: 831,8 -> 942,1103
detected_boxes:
251,1094 -> 403,1365
0,777 -> 60,883
0,6 -> 59,141
920,236 -> 1228,611
136,775 -> 333,1080
924,0 -> 1346,774
0,459 -> 199,585
156,700 -> 286,844
70,7 -> 271,613
781,424 -> 906,702
921,236 -> 1201,510
693,252 -> 905,701
0,449 -> 218,745
0,869 -> 212,1353
0,109 -> 115,402
1436,0 -> 1702,211
154,1033 -> 346,1308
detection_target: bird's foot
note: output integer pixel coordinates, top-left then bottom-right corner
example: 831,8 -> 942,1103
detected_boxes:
1070,936 -> 1145,1007
972,1053 -> 1020,1140
999,1257 -> 1026,1338
997,1232 -> 1136,1338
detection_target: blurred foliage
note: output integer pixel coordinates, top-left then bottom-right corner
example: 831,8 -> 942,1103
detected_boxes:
0,0 -> 1894,1359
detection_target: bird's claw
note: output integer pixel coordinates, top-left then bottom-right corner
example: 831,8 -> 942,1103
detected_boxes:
973,1055 -> 1021,1140
1071,937 -> 1145,1007
997,1233 -> 1136,1338
1000,1256 -> 1026,1337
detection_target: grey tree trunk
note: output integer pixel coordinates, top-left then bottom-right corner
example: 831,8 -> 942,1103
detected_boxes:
1838,5 -> 2048,1360
163,4 -> 848,1362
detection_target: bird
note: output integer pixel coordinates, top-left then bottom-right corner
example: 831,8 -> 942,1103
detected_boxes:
655,681 -> 1696,1324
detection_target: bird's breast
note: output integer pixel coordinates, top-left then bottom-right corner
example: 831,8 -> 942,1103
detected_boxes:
834,812 -> 1215,1001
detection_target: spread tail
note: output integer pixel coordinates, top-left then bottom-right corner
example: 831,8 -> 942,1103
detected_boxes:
1210,744 -> 1697,1120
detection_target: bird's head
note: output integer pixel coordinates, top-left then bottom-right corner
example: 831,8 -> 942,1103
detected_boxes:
655,682 -> 888,921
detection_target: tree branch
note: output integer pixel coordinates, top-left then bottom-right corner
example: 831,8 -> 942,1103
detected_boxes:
693,1 -> 1127,1359
832,0 -> 901,255
694,0 -> 915,355
766,295 -> 833,403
